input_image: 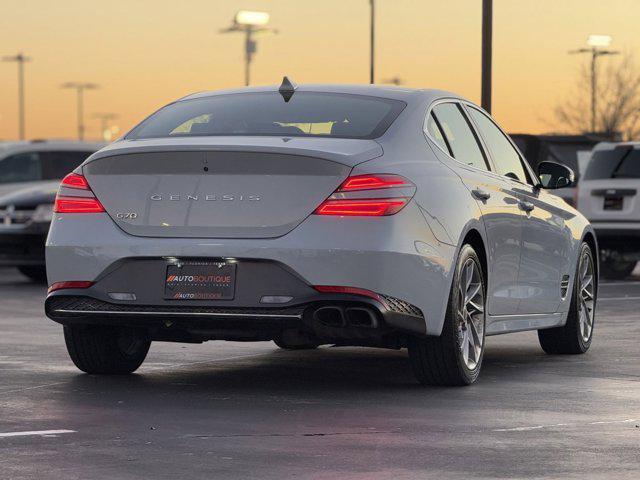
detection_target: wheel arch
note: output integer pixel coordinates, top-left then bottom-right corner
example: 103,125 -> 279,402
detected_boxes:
462,228 -> 488,286
582,229 -> 599,293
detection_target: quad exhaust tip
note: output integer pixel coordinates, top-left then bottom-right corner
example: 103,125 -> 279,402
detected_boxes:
313,306 -> 378,328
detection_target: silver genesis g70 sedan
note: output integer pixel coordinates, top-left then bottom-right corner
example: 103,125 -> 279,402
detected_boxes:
45,80 -> 598,385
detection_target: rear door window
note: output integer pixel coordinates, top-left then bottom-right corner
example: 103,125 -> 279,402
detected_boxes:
42,151 -> 94,179
0,152 -> 43,184
431,103 -> 489,171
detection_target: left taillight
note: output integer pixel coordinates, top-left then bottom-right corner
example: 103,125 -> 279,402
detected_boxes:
54,173 -> 105,214
314,173 -> 414,217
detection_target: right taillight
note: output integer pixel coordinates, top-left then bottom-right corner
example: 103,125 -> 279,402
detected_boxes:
314,173 -> 414,217
54,173 -> 105,214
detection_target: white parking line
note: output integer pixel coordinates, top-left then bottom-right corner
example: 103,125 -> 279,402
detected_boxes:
600,281 -> 640,287
0,381 -> 68,396
0,429 -> 76,438
494,418 -> 638,432
599,296 -> 640,301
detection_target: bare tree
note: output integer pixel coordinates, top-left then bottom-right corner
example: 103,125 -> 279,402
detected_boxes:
555,53 -> 640,140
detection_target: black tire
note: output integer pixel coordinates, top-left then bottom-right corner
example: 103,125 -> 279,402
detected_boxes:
408,244 -> 486,386
64,326 -> 151,374
273,338 -> 319,350
17,265 -> 47,283
538,242 -> 596,354
600,259 -> 635,280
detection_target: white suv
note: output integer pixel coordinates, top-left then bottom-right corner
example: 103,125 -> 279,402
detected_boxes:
578,142 -> 640,279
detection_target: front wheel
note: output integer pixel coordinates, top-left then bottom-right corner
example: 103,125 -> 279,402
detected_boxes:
538,242 -> 596,354
408,244 -> 486,386
64,326 -> 151,374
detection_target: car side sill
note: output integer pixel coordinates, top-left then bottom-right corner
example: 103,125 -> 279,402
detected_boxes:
486,313 -> 564,336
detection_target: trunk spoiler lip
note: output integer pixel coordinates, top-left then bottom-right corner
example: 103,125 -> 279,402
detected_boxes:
83,137 -> 384,168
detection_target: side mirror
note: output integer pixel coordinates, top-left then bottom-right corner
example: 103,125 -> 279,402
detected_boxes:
537,161 -> 574,189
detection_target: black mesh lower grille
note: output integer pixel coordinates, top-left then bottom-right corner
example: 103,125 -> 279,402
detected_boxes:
380,294 -> 423,318
47,296 -> 305,318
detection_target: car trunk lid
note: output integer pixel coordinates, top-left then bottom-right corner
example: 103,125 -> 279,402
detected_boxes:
82,137 -> 382,238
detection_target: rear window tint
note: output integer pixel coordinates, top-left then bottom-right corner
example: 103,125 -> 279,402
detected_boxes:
127,92 -> 406,140
584,148 -> 640,179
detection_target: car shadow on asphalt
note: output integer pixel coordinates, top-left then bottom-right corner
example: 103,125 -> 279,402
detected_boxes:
58,343 -> 553,402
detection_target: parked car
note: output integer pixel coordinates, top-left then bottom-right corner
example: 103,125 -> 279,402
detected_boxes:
509,134 -> 599,207
0,141 -> 102,281
578,141 -> 640,279
44,82 -> 597,386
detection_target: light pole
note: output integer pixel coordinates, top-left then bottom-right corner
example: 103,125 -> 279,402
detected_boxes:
220,11 -> 277,86
370,0 -> 375,84
61,82 -> 99,140
2,52 -> 31,140
569,35 -> 619,133
481,0 -> 493,113
92,113 -> 118,142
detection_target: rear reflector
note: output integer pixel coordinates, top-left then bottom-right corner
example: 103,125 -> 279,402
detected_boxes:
54,196 -> 105,214
338,174 -> 413,192
48,281 -> 94,294
61,173 -> 90,190
314,285 -> 385,304
314,198 -> 408,216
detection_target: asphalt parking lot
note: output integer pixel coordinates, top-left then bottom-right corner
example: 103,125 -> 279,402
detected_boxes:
1,267 -> 639,480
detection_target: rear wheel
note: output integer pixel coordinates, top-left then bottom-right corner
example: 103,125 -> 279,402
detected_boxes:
408,244 -> 486,386
538,242 -> 596,354
64,326 -> 150,374
18,266 -> 47,283
600,259 -> 635,280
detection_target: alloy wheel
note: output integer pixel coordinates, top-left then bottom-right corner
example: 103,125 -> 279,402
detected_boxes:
457,258 -> 485,370
578,251 -> 596,342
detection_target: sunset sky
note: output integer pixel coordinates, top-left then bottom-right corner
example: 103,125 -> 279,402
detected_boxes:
1,0 -> 639,141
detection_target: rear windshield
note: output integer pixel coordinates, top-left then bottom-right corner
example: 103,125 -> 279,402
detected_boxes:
584,148 -> 640,179
126,92 -> 406,140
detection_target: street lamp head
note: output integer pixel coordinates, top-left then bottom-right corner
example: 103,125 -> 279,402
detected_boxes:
234,10 -> 270,27
587,34 -> 613,48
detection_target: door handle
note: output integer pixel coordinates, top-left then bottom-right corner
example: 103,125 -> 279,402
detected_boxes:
472,188 -> 491,201
519,200 -> 535,212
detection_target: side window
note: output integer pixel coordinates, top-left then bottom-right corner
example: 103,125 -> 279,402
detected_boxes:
424,113 -> 450,154
0,152 -> 42,184
431,103 -> 489,171
467,107 -> 530,183
43,151 -> 94,179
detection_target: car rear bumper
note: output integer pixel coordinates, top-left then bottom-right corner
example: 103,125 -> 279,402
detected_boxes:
45,291 -> 427,344
45,209 -> 456,336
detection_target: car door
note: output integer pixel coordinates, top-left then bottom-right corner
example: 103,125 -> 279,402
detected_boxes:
465,105 -> 573,314
427,102 -> 523,316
